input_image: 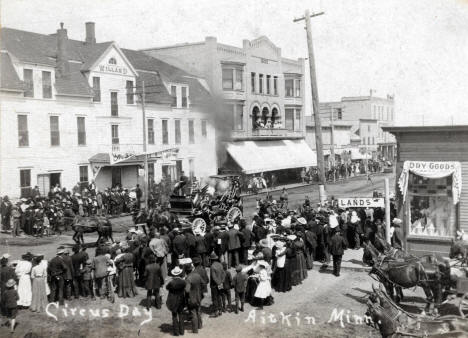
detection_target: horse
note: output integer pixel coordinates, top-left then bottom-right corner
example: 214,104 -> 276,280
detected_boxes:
367,285 -> 468,338
373,233 -> 417,261
72,215 -> 114,245
370,251 -> 450,315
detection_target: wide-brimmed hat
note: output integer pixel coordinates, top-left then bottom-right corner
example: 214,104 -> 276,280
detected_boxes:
57,248 -> 65,255
5,279 -> 16,288
297,217 -> 307,225
22,252 -> 33,260
275,241 -> 285,249
392,218 -> 402,226
287,234 -> 297,241
210,252 -> 219,260
1,253 -> 11,259
171,266 -> 183,276
259,239 -> 269,248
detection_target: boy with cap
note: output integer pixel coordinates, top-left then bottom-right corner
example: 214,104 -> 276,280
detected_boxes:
3,279 -> 19,333
220,262 -> 233,312
81,259 -> 95,299
232,265 -> 248,314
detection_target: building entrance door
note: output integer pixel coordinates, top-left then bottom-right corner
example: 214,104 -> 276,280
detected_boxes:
37,174 -> 50,196
50,173 -> 61,189
112,167 -> 122,188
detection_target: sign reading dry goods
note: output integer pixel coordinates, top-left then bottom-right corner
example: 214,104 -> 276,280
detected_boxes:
338,198 -> 385,208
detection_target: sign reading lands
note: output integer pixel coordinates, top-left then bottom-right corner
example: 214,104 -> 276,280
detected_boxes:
338,198 -> 385,208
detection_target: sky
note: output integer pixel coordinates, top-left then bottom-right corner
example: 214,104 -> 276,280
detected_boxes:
2,0 -> 468,126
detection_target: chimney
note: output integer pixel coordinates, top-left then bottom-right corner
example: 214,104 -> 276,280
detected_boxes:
85,22 -> 96,44
56,22 -> 69,77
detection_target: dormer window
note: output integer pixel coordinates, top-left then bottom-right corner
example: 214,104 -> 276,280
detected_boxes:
109,57 -> 117,65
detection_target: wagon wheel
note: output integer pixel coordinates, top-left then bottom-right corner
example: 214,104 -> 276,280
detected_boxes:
227,206 -> 242,224
459,293 -> 468,318
192,218 -> 207,236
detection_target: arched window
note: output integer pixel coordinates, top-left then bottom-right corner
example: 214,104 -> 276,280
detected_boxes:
252,106 -> 260,129
262,107 -> 270,125
108,57 -> 117,65
271,107 -> 279,126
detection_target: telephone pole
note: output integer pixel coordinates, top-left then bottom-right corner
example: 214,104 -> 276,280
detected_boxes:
294,10 -> 327,201
140,81 -> 149,210
330,108 -> 336,181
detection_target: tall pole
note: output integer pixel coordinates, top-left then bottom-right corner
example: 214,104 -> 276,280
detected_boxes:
330,107 -> 336,182
384,178 -> 391,244
294,10 -> 326,202
141,81 -> 149,210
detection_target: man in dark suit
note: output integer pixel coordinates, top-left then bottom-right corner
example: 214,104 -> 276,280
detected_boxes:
209,252 -> 225,317
226,223 -> 242,268
172,228 -> 187,267
71,244 -> 88,299
329,228 -> 347,277
48,248 -> 68,305
1,196 -> 12,231
61,248 -> 74,300
144,255 -> 164,310
192,256 -> 208,298
166,267 -> 186,337
239,219 -> 252,264
185,263 -> 203,333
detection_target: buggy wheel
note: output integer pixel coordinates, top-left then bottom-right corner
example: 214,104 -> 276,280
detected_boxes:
459,293 -> 468,318
227,207 -> 242,224
192,218 -> 207,236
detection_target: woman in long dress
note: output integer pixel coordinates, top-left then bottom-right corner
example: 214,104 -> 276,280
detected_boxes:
30,255 -> 48,312
294,235 -> 308,282
116,248 -> 138,298
15,253 -> 33,307
272,240 -> 288,292
253,262 -> 272,309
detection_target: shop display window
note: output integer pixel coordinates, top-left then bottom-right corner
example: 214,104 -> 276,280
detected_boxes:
407,173 -> 456,238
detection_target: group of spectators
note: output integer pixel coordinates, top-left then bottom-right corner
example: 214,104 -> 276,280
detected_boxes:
0,182 -> 141,237
0,185 -> 398,335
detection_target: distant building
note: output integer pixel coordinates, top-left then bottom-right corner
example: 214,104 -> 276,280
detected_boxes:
142,36 -> 316,180
319,91 -> 396,161
0,23 -> 216,198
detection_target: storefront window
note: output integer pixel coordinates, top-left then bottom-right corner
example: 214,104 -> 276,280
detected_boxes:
407,173 -> 456,238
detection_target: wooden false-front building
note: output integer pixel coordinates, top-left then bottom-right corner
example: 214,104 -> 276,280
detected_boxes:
384,125 -> 468,256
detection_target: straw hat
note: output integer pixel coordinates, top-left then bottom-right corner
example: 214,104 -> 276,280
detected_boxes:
5,279 -> 16,288
297,217 -> 307,225
287,234 -> 297,241
171,266 -> 183,276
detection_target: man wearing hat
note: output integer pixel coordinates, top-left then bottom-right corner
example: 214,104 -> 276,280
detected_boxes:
48,248 -> 68,305
185,263 -> 203,333
209,252 -> 225,317
329,228 -> 347,277
226,222 -> 242,269
1,195 -> 12,232
166,266 -> 186,336
192,256 -> 208,297
144,255 -> 164,310
71,244 -> 88,299
391,218 -> 403,249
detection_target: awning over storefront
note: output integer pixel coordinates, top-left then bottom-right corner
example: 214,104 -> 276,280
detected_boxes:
398,161 -> 462,205
225,139 -> 317,174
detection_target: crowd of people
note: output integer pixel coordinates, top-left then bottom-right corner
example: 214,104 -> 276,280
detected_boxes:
0,182 -> 141,237
0,186 -> 399,335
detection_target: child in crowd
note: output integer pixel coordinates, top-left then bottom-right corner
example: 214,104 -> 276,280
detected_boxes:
3,279 -> 19,333
232,265 -> 248,314
43,214 -> 51,236
81,259 -> 95,299
220,262 -> 232,312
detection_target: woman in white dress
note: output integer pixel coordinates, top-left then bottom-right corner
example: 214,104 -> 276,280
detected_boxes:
15,252 -> 33,307
30,255 -> 48,312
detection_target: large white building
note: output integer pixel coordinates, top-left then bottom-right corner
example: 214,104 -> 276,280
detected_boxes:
141,36 -> 316,181
0,23 -> 217,198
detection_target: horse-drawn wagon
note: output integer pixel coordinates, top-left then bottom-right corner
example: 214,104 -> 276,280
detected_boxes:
168,174 -> 243,235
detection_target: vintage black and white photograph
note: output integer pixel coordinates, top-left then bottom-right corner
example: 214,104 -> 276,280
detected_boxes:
1,0 -> 468,337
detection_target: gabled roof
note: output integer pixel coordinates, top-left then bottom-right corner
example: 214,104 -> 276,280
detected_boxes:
1,26 -> 211,104
55,62 -> 93,97
0,53 -> 24,92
